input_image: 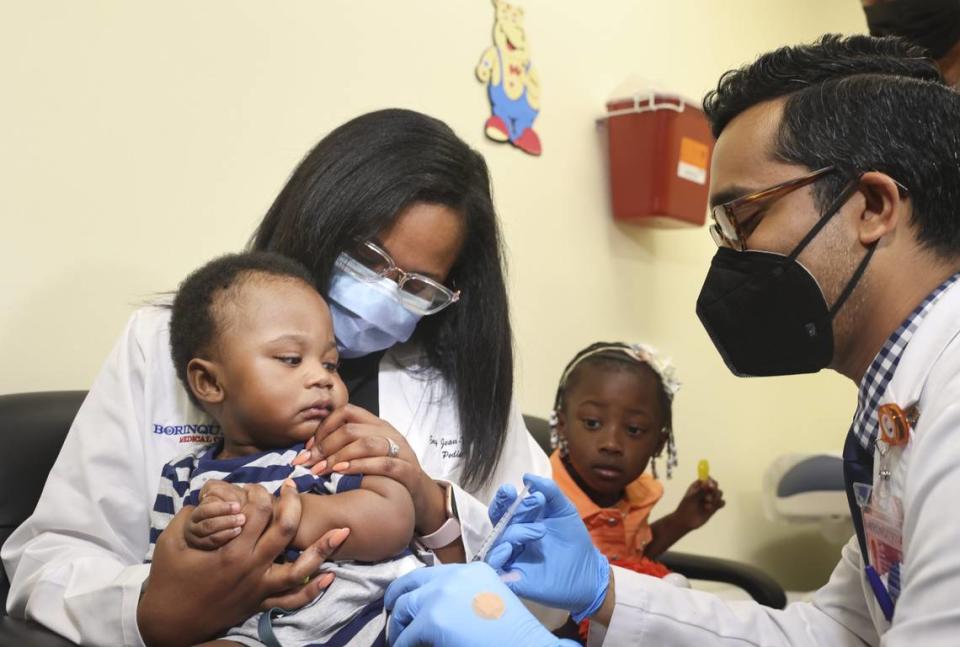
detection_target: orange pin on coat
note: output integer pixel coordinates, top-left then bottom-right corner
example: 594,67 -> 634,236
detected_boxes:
877,404 -> 916,447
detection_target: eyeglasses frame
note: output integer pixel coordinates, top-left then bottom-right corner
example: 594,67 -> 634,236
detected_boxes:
709,166 -> 910,251
345,240 -> 461,315
709,166 -> 837,251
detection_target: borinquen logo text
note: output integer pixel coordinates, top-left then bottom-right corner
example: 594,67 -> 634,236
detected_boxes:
152,423 -> 222,437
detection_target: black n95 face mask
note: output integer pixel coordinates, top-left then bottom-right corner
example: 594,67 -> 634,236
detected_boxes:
696,181 -> 875,377
696,248 -> 835,376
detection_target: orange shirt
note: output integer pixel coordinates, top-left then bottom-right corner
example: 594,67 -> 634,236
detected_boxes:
550,450 -> 663,562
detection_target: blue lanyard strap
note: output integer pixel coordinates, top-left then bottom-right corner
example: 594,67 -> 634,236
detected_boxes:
865,565 -> 895,622
844,431 -> 897,621
843,431 -> 874,559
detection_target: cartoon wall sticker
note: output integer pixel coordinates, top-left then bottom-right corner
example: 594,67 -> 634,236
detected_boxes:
475,0 -> 542,156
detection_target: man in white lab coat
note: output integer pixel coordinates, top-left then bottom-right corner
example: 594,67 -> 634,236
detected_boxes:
384,33 -> 960,647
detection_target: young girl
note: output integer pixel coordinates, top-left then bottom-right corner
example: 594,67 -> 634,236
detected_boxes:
550,342 -> 725,571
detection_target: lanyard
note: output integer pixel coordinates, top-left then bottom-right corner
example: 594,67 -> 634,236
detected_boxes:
842,431 -> 896,622
842,432 -> 873,559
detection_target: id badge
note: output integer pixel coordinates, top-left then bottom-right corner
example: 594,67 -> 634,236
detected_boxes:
857,401 -> 913,616
856,477 -> 904,603
862,498 -> 903,577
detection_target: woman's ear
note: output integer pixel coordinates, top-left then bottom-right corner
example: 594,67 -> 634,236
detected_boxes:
857,172 -> 906,246
187,358 -> 225,405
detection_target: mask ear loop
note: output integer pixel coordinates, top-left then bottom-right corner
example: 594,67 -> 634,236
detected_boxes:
784,175 -> 877,319
785,176 -> 862,263
828,244 -> 877,318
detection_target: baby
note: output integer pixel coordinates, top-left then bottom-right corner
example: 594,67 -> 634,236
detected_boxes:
147,251 -> 420,646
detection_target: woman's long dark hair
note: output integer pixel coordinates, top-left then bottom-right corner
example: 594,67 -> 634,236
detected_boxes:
250,109 -> 512,489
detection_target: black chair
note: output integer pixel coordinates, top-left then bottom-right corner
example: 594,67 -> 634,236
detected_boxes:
522,414 -> 787,609
0,391 -> 87,646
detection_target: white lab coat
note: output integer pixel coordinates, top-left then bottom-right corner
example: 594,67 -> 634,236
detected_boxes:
589,279 -> 960,647
1,305 -> 550,646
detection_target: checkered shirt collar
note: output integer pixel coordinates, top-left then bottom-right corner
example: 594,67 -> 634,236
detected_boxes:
850,272 -> 960,450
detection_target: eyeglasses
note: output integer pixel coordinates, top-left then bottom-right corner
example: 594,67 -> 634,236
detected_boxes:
710,166 -> 837,251
337,240 -> 461,315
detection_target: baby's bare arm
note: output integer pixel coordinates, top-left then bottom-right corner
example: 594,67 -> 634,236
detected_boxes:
292,476 -> 415,562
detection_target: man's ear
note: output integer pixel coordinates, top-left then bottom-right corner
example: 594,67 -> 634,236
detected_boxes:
187,358 -> 224,405
856,171 -> 906,246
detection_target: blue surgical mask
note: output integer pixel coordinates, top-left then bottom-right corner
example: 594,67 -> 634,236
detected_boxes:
327,261 -> 424,358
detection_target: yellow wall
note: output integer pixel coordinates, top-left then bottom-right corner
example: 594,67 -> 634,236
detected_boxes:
1,1 -> 867,588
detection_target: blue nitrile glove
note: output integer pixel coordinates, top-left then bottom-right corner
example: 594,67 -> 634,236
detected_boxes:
486,473 -> 610,623
384,562 -> 578,647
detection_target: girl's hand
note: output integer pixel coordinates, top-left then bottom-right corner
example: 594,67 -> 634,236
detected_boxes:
292,404 -> 447,535
674,478 -> 726,531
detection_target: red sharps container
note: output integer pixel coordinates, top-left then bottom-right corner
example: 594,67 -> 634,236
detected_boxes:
605,91 -> 714,227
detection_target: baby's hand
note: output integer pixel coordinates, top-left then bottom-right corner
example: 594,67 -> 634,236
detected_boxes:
674,478 -> 726,531
184,481 -> 248,550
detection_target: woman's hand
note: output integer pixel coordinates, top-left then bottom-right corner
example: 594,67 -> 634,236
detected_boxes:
137,480 -> 349,646
293,404 -> 447,535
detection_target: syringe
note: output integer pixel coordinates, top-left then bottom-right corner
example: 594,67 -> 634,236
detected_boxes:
471,484 -> 532,563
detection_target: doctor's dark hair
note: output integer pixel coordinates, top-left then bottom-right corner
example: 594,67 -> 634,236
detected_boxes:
703,34 -> 960,259
169,252 -> 317,407
249,109 -> 512,489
